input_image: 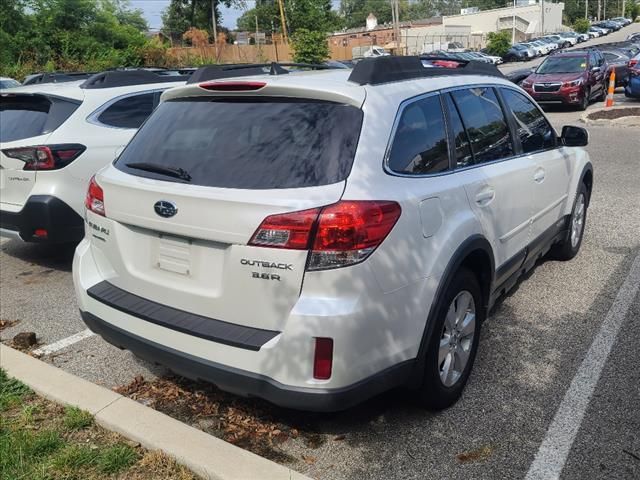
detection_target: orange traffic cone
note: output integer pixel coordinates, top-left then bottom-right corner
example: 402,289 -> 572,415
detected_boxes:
604,69 -> 616,108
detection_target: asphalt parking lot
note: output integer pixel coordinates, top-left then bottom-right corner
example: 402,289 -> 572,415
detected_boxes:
2,29 -> 639,479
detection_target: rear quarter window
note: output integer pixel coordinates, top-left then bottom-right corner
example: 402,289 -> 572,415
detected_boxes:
97,92 -> 157,129
0,94 -> 80,142
115,97 -> 364,189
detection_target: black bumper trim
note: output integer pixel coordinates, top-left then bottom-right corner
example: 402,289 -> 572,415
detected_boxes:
87,281 -> 279,351
80,311 -> 414,412
0,195 -> 84,243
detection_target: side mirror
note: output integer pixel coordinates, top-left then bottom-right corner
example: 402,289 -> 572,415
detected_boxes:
591,66 -> 601,72
561,125 -> 589,147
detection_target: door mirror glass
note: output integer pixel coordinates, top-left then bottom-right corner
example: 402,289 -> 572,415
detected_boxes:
561,125 -> 589,147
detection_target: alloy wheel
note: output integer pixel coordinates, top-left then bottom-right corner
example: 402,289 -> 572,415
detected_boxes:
438,291 -> 476,387
571,193 -> 586,248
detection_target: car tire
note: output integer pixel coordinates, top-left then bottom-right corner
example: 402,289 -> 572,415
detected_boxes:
578,87 -> 591,110
551,183 -> 588,261
417,268 -> 484,410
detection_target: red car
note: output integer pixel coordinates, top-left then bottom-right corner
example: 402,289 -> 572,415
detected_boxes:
521,50 -> 608,110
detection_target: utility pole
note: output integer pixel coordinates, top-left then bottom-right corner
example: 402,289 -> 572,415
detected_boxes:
512,0 -> 516,44
211,0 -> 218,54
392,0 -> 401,55
277,0 -> 288,44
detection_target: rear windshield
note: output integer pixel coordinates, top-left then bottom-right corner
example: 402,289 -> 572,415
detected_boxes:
115,97 -> 363,189
0,94 -> 80,142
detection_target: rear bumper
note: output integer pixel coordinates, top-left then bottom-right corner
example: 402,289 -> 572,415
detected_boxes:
80,310 -> 413,412
0,195 -> 84,243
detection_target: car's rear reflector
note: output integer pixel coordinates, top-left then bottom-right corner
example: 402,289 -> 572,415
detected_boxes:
198,81 -> 267,91
85,175 -> 105,217
249,201 -> 401,270
313,338 -> 333,380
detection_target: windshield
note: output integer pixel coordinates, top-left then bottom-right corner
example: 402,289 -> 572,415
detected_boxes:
115,97 -> 364,190
536,56 -> 587,74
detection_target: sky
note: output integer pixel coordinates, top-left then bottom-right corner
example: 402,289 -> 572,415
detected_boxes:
130,1 -> 340,31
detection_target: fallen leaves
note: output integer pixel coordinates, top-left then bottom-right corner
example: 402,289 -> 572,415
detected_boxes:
113,376 -> 305,460
456,445 -> 494,463
0,319 -> 20,331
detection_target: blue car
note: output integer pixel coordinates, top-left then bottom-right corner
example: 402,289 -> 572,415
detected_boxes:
624,53 -> 640,98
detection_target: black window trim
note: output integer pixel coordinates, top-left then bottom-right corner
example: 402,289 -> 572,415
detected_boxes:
86,88 -> 166,130
382,83 -> 562,180
382,90 -> 453,178
496,86 -> 559,156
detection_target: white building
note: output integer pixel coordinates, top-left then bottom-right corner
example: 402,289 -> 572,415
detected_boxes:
403,2 -> 565,55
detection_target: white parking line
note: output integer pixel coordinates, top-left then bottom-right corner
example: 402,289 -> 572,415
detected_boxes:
526,252 -> 640,480
33,329 -> 95,356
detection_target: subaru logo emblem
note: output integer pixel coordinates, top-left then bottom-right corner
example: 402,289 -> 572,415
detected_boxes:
154,200 -> 178,218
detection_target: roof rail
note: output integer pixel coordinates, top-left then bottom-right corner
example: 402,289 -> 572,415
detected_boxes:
187,62 -> 338,84
80,69 -> 190,89
348,56 -> 504,86
22,72 -> 96,86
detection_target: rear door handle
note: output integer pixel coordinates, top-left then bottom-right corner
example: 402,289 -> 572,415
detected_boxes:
475,187 -> 495,206
534,168 -> 546,183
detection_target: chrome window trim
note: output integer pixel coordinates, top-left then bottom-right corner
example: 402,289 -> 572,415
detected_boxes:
85,88 -> 165,130
382,83 -> 561,180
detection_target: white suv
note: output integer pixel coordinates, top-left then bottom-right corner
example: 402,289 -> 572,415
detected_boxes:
0,70 -> 187,243
73,58 -> 593,411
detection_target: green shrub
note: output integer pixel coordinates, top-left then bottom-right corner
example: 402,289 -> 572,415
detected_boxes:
573,18 -> 591,34
486,31 -> 512,58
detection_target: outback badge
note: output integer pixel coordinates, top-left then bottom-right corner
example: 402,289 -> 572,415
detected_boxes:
154,200 -> 178,218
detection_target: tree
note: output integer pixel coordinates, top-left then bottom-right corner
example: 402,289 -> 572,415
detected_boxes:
161,0 -> 241,38
236,0 -> 280,33
290,28 -> 329,63
339,0 -> 392,30
573,18 -> 590,33
485,30 -> 511,58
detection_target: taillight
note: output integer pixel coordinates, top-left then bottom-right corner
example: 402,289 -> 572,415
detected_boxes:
629,59 -> 638,68
199,81 -> 267,91
85,175 -> 105,216
2,144 -> 85,171
249,201 -> 401,270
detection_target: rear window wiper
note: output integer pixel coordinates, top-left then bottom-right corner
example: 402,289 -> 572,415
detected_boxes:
125,162 -> 192,182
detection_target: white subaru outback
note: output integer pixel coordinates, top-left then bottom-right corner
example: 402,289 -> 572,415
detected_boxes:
0,70 -> 188,244
73,57 -> 593,411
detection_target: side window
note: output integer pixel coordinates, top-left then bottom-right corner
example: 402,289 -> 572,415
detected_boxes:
97,92 -> 155,129
501,89 -> 556,153
450,87 -> 514,164
388,94 -> 449,175
589,52 -> 597,67
443,93 -> 473,168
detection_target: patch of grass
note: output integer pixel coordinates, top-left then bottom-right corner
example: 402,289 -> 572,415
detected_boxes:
0,369 -> 198,480
50,444 -> 99,471
97,443 -> 139,474
63,406 -> 93,430
0,368 -> 31,411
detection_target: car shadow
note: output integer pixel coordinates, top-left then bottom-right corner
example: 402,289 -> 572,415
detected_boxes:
0,239 -> 78,273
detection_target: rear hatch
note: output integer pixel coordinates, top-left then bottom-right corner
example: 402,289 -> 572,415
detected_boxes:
0,92 -> 81,207
91,94 -> 364,332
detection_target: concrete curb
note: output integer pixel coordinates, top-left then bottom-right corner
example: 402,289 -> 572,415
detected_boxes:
580,106 -> 640,128
0,344 -> 310,480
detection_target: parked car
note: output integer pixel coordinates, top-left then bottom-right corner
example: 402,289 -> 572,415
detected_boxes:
0,77 -> 20,89
521,49 -> 608,110
627,32 -> 640,42
0,69 -> 188,243
505,44 -> 532,61
600,49 -> 631,86
74,57 -> 593,412
590,26 -> 610,36
470,51 -> 503,64
587,29 -> 600,39
531,40 -> 552,55
555,32 -> 579,46
545,35 -> 572,49
611,17 -> 632,26
521,42 -> 545,57
505,67 -> 535,85
624,53 -> 640,98
536,37 -> 560,51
